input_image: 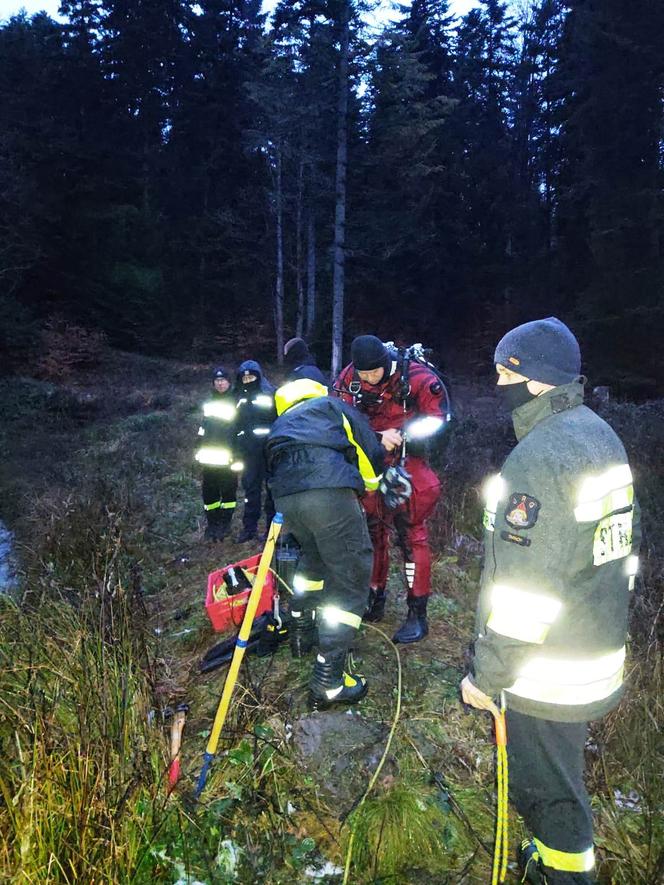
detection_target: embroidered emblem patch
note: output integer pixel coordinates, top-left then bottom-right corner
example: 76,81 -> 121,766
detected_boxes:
504,493 -> 540,529
501,530 -> 531,547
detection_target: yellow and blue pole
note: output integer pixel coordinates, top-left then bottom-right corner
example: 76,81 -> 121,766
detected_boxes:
195,513 -> 283,799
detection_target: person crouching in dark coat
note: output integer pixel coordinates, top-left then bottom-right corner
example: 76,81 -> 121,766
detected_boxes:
267,369 -> 386,707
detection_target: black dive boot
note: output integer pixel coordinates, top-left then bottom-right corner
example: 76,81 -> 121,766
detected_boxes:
392,596 -> 429,644
517,840 -> 548,884
363,588 -> 387,622
289,609 -> 317,659
309,651 -> 368,709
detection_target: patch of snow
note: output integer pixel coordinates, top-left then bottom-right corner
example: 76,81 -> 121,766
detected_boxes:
613,789 -> 642,812
215,839 -> 242,875
304,861 -> 344,879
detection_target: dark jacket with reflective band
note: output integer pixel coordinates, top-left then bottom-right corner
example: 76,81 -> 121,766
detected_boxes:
267,380 -> 384,499
235,360 -> 276,446
472,381 -> 640,722
195,388 -> 238,466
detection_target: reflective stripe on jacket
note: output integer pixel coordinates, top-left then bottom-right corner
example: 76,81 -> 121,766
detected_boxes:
472,380 -> 640,722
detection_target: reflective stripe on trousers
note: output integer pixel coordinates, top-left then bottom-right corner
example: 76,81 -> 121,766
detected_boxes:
534,839 -> 594,873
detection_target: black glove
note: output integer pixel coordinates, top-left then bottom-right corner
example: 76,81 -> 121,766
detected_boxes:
379,465 -> 413,510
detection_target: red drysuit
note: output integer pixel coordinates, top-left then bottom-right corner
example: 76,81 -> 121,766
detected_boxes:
334,358 -> 448,597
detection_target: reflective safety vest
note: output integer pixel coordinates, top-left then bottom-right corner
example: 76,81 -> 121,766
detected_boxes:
194,393 -> 242,470
472,380 -> 640,722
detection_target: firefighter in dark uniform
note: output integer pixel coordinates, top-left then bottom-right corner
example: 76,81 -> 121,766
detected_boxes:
461,318 -> 640,884
335,335 -> 450,643
235,360 -> 276,543
195,367 -> 242,541
267,372 -> 386,706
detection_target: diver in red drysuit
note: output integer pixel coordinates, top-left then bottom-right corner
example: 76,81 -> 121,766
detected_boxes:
335,335 -> 449,643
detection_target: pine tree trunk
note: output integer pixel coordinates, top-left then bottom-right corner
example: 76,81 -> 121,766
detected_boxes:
274,147 -> 285,365
330,0 -> 350,378
306,207 -> 316,337
295,160 -> 304,337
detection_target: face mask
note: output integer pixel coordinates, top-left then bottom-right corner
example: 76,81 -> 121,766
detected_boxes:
497,380 -> 536,412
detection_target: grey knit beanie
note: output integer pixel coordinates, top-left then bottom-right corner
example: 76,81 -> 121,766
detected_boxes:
494,317 -> 581,386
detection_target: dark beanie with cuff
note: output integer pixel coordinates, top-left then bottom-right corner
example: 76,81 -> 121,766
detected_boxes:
284,337 -> 310,366
494,317 -> 581,386
213,366 -> 230,381
351,335 -> 391,373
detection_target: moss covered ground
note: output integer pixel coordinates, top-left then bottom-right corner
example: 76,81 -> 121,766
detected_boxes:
0,350 -> 661,883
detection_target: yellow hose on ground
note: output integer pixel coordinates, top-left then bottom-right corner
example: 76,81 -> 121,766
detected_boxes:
492,705 -> 509,885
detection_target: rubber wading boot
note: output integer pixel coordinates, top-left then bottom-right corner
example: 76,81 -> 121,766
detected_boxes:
392,595 -> 429,644
309,651 -> 367,709
289,610 -> 317,659
363,588 -> 387,622
517,840 -> 548,884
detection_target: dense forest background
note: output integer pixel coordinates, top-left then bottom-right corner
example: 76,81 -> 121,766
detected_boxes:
1,0 -> 663,389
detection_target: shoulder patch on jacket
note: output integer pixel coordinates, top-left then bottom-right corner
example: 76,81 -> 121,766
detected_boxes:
504,493 -> 541,529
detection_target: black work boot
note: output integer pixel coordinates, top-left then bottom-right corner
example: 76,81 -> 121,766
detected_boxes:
517,840 -> 547,884
289,609 -> 317,658
237,526 -> 257,544
363,588 -> 387,622
392,596 -> 429,644
204,517 -> 227,542
309,650 -> 367,709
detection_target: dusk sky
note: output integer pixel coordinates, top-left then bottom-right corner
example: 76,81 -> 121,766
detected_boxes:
0,0 -> 482,26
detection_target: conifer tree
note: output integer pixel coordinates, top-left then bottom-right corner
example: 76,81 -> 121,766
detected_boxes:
554,0 -> 664,387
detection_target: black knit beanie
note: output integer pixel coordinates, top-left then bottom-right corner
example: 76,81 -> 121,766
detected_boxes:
213,366 -> 230,381
494,317 -> 581,386
284,337 -> 310,367
351,335 -> 390,372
